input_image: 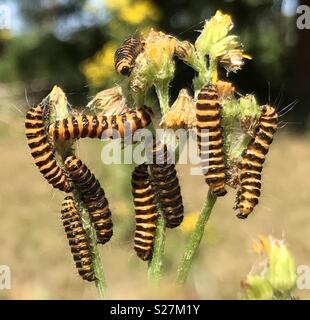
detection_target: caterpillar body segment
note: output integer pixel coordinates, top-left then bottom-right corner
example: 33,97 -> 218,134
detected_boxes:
25,103 -> 72,192
196,83 -> 227,197
114,37 -> 144,76
61,196 -> 95,282
64,156 -> 113,244
131,164 -> 159,261
48,106 -> 153,142
236,105 -> 278,219
150,141 -> 184,228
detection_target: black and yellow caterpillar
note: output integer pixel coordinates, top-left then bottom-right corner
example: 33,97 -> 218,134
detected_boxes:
48,106 -> 153,142
64,156 -> 113,244
150,141 -> 184,228
131,164 -> 159,261
61,196 -> 95,282
25,103 -> 72,192
114,36 -> 144,76
236,105 -> 278,219
196,83 -> 227,197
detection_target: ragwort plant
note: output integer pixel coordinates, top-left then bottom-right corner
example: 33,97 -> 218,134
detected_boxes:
25,10 -> 284,299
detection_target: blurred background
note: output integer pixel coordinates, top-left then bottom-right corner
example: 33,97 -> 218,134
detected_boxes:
0,0 -> 309,299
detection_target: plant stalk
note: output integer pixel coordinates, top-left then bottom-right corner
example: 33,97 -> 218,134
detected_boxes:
48,86 -> 107,299
147,213 -> 166,284
176,190 -> 217,284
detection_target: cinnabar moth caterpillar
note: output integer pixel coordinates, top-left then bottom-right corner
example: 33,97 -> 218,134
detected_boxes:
25,103 -> 72,192
196,83 -> 227,197
131,164 -> 159,261
61,196 -> 95,282
150,141 -> 184,228
114,37 -> 144,76
48,106 -> 153,142
236,105 -> 278,219
64,156 -> 113,244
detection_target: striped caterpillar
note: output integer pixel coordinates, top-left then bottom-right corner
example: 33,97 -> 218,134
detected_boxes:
131,164 -> 159,261
236,105 -> 278,219
114,37 -> 144,76
61,196 -> 95,282
48,106 -> 153,142
196,83 -> 227,197
150,141 -> 184,228
64,156 -> 113,244
25,103 -> 72,192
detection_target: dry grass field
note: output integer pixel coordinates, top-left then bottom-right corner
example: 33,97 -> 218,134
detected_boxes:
0,104 -> 309,300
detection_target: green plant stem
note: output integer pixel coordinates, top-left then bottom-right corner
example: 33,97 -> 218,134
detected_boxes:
154,80 -> 170,115
176,190 -> 217,284
79,199 -> 106,299
48,86 -> 107,299
147,79 -> 171,284
148,213 -> 166,284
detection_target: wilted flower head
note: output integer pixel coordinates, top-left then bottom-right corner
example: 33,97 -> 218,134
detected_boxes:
86,85 -> 129,115
220,48 -> 251,73
174,40 -> 196,64
160,89 -> 196,129
48,85 -> 69,120
217,80 -> 235,102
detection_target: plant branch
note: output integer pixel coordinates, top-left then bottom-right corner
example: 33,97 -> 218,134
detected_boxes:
148,212 -> 166,285
48,86 -> 107,299
176,190 -> 217,284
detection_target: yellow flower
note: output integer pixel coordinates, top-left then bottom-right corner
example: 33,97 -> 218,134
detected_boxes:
251,234 -> 271,256
195,10 -> 234,55
180,212 -> 199,234
105,0 -> 130,10
81,42 -> 117,87
118,0 -> 160,25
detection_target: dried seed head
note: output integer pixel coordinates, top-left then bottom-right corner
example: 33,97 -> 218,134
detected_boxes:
220,48 -> 251,73
174,40 -> 195,63
160,89 -> 196,129
217,80 -> 235,103
86,85 -> 129,115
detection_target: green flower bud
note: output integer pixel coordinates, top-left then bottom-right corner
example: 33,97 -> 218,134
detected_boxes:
239,95 -> 261,120
195,10 -> 234,56
267,241 -> 297,292
243,275 -> 274,300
